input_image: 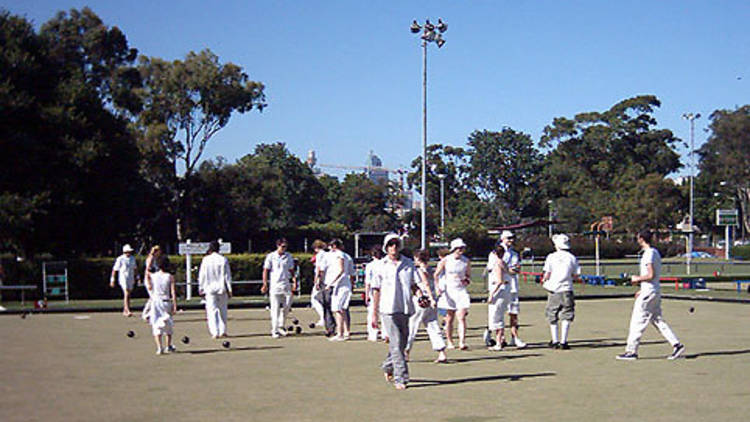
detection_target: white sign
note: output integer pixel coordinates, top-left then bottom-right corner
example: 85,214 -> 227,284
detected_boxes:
716,209 -> 739,227
178,242 -> 231,255
429,242 -> 449,248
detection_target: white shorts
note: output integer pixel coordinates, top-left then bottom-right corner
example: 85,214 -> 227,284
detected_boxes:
488,287 -> 511,330
508,292 -> 520,315
438,286 -> 470,311
119,278 -> 135,292
331,285 -> 351,312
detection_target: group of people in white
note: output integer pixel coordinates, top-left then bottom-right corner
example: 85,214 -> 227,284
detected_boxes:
110,228 -> 686,385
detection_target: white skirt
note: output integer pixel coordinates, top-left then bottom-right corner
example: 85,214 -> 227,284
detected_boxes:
149,299 -> 174,336
438,286 -> 470,310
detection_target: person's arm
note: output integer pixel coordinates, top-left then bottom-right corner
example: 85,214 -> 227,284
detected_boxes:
170,274 -> 177,313
110,258 -> 119,288
145,269 -> 154,292
371,288 -> 380,329
224,258 -> 232,298
261,255 -> 271,294
488,259 -> 506,300
290,259 -> 298,293
631,263 -> 653,285
434,259 -> 446,294
462,258 -> 472,286
198,260 -> 206,296
329,257 -> 345,289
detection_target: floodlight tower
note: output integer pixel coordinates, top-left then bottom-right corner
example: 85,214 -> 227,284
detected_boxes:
682,112 -> 701,275
410,18 -> 447,249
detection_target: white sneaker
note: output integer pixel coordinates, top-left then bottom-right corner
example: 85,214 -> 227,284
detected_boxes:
155,348 -> 163,355
277,328 -> 288,337
328,335 -> 345,342
514,338 -> 527,349
489,344 -> 504,351
271,332 -> 280,339
166,345 -> 176,353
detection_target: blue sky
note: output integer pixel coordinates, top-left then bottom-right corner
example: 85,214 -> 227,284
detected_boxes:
5,1 -> 749,179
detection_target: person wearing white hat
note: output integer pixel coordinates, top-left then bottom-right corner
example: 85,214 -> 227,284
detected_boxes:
541,234 -> 581,349
371,233 -> 424,390
434,238 -> 472,350
500,231 -> 526,348
110,244 -> 138,317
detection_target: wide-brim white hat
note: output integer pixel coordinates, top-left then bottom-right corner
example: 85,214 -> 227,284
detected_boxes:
501,230 -> 515,239
122,244 -> 134,253
552,234 -> 570,250
450,238 -> 467,252
382,233 -> 402,253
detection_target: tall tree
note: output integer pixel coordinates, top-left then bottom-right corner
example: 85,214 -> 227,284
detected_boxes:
332,173 -> 395,232
539,95 -> 683,233
138,49 -> 266,239
697,105 -> 750,236
466,128 -> 543,222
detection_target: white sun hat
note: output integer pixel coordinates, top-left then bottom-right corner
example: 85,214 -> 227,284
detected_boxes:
382,233 -> 402,253
122,244 -> 134,253
501,230 -> 515,239
450,238 -> 467,252
552,234 -> 570,250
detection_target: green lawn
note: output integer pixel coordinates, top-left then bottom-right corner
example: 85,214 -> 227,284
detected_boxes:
2,298 -> 749,421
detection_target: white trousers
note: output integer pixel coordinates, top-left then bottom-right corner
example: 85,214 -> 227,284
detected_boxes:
205,292 -> 229,337
626,292 -> 679,354
367,300 -> 380,341
270,290 -> 293,334
488,287 -> 511,330
310,284 -> 325,323
406,303 -> 447,352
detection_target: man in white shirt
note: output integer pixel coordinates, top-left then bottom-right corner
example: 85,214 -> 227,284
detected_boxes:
500,231 -> 526,348
322,239 -> 352,341
110,244 -> 137,317
262,238 -> 297,338
365,246 -> 384,342
617,230 -> 685,361
198,240 -> 232,338
371,233 -> 423,390
541,234 -> 581,349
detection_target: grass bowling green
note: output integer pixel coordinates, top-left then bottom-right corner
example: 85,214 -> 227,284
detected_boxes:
2,297 -> 749,421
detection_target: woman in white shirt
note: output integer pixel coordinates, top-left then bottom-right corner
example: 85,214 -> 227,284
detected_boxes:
434,238 -> 472,350
146,255 -> 177,355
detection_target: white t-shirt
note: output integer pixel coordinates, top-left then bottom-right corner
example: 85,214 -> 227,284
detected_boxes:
487,251 -> 506,292
365,259 -> 382,293
639,247 -> 662,295
542,250 -> 580,293
322,250 -> 347,288
263,250 -> 295,294
343,252 -> 355,288
113,254 -> 136,284
372,255 -> 419,315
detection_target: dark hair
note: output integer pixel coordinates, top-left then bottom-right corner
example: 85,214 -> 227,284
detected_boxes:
370,246 -> 384,259
637,229 -> 653,245
329,238 -> 343,248
276,238 -> 288,246
208,240 -> 220,254
415,249 -> 430,263
151,254 -> 172,273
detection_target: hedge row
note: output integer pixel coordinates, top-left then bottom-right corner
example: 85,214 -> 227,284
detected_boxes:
1,254 -> 315,301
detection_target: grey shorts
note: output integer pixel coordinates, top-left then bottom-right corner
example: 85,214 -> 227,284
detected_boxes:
545,291 -> 575,324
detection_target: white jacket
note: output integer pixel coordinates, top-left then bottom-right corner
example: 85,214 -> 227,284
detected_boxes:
198,252 -> 232,296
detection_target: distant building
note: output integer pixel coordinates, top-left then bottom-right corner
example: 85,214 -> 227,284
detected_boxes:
366,150 -> 389,185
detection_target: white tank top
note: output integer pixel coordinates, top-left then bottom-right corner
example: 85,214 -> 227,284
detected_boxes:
444,255 -> 468,289
150,271 -> 172,300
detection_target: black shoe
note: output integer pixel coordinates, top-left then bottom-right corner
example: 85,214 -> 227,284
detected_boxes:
616,352 -> 638,361
668,343 -> 685,360
548,341 -> 560,349
560,343 -> 570,350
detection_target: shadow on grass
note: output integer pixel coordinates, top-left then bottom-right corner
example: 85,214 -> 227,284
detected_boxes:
412,353 -> 542,364
684,348 -> 750,360
409,371 -> 555,388
179,345 -> 283,355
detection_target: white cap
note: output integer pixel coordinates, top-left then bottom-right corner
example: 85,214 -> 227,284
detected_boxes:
382,233 -> 402,253
552,234 -> 570,250
501,230 -> 515,239
450,238 -> 467,252
122,244 -> 134,253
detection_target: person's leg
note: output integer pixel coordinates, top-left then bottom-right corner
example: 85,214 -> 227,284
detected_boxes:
340,287 -> 352,338
217,293 -> 228,337
393,313 -> 410,386
205,294 -> 219,338
559,291 -> 575,347
423,308 -> 447,360
444,310 -> 456,348
650,297 -> 680,346
122,288 -> 132,316
310,285 -> 325,325
367,300 -> 379,341
457,308 -> 469,349
322,288 -> 336,335
545,293 -> 560,345
381,314 -> 397,378
269,293 -> 281,335
624,293 -> 654,355
405,305 -> 424,354
153,335 -> 162,354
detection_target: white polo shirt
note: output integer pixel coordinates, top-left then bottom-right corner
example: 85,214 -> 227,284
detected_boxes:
263,250 -> 295,294
639,247 -> 662,295
322,250 -> 346,288
542,250 -> 580,293
113,254 -> 136,286
372,255 -> 419,316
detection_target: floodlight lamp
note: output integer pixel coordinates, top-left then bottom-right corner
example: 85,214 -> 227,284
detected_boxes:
410,20 -> 421,33
695,113 -> 701,119
437,18 -> 448,33
424,19 -> 435,31
421,30 -> 436,42
435,34 -> 446,48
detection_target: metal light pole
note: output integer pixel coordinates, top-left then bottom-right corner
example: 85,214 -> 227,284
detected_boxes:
548,200 -> 554,237
411,18 -> 447,250
438,174 -> 446,239
682,112 -> 701,275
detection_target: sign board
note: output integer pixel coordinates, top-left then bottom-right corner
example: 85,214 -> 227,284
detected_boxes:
178,242 -> 231,255
716,209 -> 739,227
429,242 -> 449,248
